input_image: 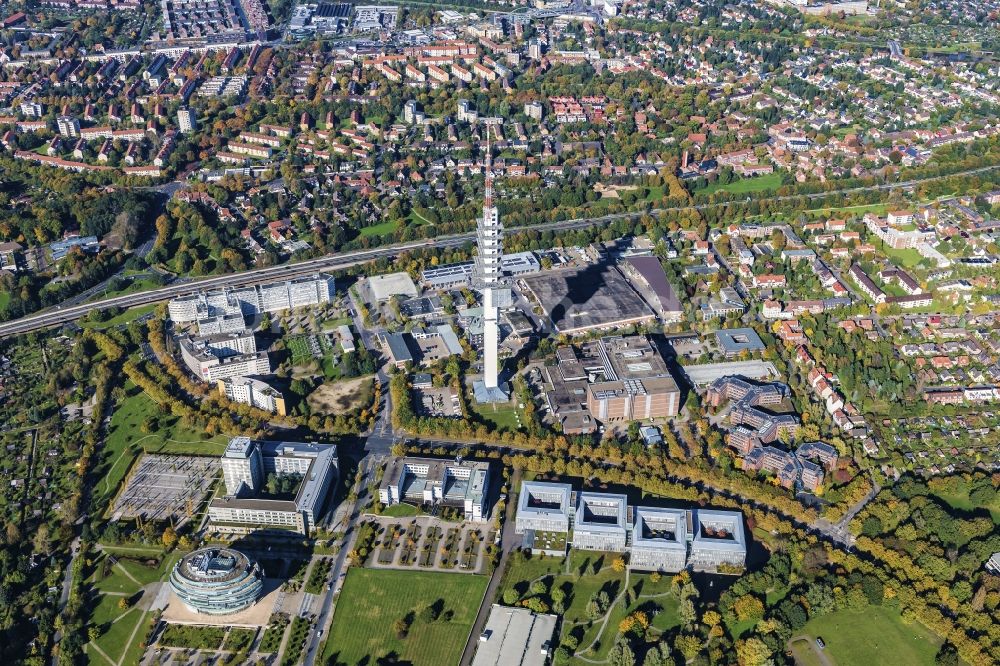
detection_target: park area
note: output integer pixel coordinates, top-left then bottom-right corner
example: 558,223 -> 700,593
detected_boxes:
788,606 -> 942,666
321,568 -> 487,666
498,551 -> 682,663
699,172 -> 783,196
84,547 -> 180,666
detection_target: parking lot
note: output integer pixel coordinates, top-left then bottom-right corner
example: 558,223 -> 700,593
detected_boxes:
366,515 -> 491,574
413,386 -> 462,418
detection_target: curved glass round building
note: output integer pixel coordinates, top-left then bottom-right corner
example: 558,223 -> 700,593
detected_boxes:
168,547 -> 263,615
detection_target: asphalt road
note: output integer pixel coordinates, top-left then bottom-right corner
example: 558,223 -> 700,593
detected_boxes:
458,470 -> 522,666
5,161 -> 998,338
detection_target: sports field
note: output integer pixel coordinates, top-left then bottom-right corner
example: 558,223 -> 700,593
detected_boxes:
321,568 -> 487,666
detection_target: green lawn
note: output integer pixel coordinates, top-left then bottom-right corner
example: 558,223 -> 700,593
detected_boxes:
88,553 -> 142,596
223,627 -> 257,652
381,503 -> 424,518
407,209 -> 435,226
94,383 -> 229,512
81,304 -> 157,330
88,277 -> 163,302
0,291 -> 10,313
881,245 -> 925,269
358,219 -> 399,237
700,172 -> 783,195
796,606 -> 942,666
499,551 -> 681,662
86,551 -> 180,664
91,599 -> 146,665
931,489 -> 1000,523
467,399 -> 523,431
321,569 -> 487,666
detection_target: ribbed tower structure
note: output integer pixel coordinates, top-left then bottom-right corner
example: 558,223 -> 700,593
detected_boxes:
473,139 -> 510,403
477,152 -> 502,390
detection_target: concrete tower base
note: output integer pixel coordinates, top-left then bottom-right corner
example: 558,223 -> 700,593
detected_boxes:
473,379 -> 510,404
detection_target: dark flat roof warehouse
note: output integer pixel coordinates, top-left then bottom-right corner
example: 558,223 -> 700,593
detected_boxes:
522,263 -> 655,334
626,255 -> 683,314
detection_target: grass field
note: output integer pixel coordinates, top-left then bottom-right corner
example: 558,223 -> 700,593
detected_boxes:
87,553 -> 169,666
89,277 -> 163,302
358,220 -> 399,237
321,569 -> 487,666
930,488 -> 1000,523
700,172 -> 783,195
795,606 -> 942,666
94,383 -> 229,511
881,245 -> 925,268
467,399 -> 523,431
81,304 -> 157,330
381,503 -> 423,518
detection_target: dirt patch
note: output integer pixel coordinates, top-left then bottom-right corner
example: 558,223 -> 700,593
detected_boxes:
788,636 -> 835,666
307,376 -> 374,415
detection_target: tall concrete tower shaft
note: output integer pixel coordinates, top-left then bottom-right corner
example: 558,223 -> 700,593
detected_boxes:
476,152 -> 502,389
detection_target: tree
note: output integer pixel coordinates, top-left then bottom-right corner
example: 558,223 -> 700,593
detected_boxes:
32,523 -> 50,553
608,639 -> 636,666
161,526 -> 178,550
612,557 -> 626,572
679,598 -> 697,627
642,644 -> 669,666
392,617 -> 409,639
935,643 -> 960,666
674,634 -> 701,661
503,589 -> 519,605
736,637 -> 771,666
733,595 -> 765,623
118,597 -> 130,611
702,610 -> 721,628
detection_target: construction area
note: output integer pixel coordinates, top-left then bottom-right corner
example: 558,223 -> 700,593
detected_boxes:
110,454 -> 220,526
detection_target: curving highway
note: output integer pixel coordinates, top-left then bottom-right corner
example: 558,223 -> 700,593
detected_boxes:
3,161 -> 998,338
0,216 -> 607,338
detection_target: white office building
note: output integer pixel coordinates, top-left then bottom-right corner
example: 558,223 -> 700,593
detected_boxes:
515,481 -> 573,534
572,492 -> 628,552
516,483 -> 747,572
221,437 -> 265,495
379,457 -> 491,522
629,506 -> 689,572
56,115 -> 81,138
688,509 -> 747,571
210,437 -> 339,535
218,376 -> 286,415
179,332 -> 270,382
197,313 -> 247,336
168,274 -> 336,323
